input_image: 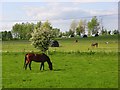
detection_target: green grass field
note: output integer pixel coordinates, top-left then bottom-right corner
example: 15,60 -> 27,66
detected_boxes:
2,35 -> 118,52
2,35 -> 119,88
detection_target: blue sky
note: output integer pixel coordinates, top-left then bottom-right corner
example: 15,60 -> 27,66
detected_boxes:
0,1 -> 118,32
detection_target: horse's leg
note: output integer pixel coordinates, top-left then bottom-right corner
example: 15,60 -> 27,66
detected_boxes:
96,44 -> 98,47
25,63 -> 28,70
42,62 -> 44,70
40,63 -> 42,70
40,62 -> 44,70
29,61 -> 32,70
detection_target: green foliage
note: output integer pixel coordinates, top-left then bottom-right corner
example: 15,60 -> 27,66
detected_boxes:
30,21 -> 54,52
113,29 -> 119,35
76,20 -> 86,36
68,29 -> 75,37
7,31 -> 13,40
0,32 -> 2,40
1,31 -> 7,40
101,29 -> 108,35
69,20 -> 77,36
52,28 -> 60,38
76,26 -> 83,36
70,20 -> 77,32
1,31 -> 13,41
87,16 -> 100,36
12,21 -> 61,40
35,21 -> 42,29
12,22 -> 34,39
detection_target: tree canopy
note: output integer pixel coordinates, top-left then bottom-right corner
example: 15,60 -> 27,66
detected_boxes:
12,22 -> 34,39
1,31 -> 13,40
87,16 -> 100,36
30,21 -> 54,53
76,20 -> 86,36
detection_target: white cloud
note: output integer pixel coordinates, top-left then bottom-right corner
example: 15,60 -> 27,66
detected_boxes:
85,8 -> 118,16
24,4 -> 62,20
24,3 -> 118,21
24,3 -> 88,20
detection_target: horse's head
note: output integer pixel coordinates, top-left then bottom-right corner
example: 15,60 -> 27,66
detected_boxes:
49,62 -> 53,70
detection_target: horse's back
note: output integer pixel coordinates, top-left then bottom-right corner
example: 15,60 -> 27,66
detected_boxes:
25,53 -> 50,62
36,53 -> 50,61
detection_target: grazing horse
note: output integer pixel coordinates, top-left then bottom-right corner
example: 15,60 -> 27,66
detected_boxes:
24,53 -> 53,70
91,43 -> 98,47
75,40 -> 78,43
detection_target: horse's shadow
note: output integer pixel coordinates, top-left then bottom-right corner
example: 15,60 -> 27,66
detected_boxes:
53,68 -> 66,71
37,68 -> 65,72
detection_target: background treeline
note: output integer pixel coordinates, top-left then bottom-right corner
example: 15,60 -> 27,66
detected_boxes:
12,21 -> 60,40
0,21 -> 61,41
67,16 -> 119,37
0,31 -> 13,40
0,16 -> 119,41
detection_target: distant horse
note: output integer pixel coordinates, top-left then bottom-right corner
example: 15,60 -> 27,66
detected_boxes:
24,53 -> 53,70
75,40 -> 78,43
91,43 -> 98,47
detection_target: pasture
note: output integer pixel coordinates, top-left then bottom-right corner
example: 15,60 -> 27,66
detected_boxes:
2,35 -> 118,53
2,35 -> 119,88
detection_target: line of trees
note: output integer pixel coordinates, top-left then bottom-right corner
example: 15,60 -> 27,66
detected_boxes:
12,21 -> 60,40
0,16 -> 119,41
0,21 -> 60,41
66,16 -> 100,37
12,22 -> 34,40
0,31 -> 13,40
67,16 -> 119,37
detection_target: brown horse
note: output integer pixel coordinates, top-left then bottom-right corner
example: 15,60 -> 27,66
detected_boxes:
24,53 -> 53,70
91,43 -> 98,47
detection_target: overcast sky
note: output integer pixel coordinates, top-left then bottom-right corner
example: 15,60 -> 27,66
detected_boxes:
0,0 -> 119,32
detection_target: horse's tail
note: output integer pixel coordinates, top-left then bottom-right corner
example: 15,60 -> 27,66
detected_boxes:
23,54 -> 27,69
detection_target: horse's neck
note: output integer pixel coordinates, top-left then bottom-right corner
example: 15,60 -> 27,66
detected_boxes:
47,59 -> 52,65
